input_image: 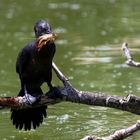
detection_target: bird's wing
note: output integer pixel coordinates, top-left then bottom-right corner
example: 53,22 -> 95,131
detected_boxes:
16,47 -> 30,74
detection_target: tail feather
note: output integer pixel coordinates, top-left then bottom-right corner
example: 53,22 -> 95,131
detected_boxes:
11,87 -> 47,130
11,106 -> 47,130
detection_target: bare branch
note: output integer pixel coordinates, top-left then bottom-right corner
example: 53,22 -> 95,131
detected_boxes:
122,42 -> 140,67
0,63 -> 140,116
0,95 -> 58,109
52,62 -> 70,87
81,120 -> 140,140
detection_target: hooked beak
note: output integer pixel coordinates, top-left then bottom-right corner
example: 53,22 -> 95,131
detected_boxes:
36,33 -> 57,51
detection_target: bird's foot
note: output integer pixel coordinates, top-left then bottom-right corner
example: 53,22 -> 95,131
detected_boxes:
23,86 -> 41,105
46,86 -> 62,99
24,93 -> 39,105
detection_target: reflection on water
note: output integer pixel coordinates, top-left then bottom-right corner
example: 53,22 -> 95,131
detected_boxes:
73,56 -> 113,64
48,2 -> 80,10
72,44 -> 123,64
54,27 -> 67,34
0,0 -> 140,140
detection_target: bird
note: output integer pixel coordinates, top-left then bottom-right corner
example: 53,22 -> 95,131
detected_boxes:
11,19 -> 56,130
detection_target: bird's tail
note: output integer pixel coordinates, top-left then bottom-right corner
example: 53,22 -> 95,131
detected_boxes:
11,88 -> 47,130
11,106 -> 47,130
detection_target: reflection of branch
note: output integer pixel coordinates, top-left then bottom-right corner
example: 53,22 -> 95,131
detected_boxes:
81,120 -> 140,140
122,42 -> 140,67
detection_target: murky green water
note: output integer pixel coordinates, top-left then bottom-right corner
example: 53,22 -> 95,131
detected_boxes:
0,0 -> 140,139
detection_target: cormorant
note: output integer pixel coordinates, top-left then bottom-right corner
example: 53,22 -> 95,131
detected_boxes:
11,19 -> 56,130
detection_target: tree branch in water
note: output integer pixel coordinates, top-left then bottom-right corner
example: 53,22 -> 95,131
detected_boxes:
122,42 -> 140,67
81,120 -> 140,140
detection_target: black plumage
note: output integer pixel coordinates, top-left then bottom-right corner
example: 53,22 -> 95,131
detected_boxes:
11,19 -> 56,130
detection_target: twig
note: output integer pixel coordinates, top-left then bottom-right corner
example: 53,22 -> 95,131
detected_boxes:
81,120 -> 140,140
52,62 -> 70,87
122,42 -> 140,67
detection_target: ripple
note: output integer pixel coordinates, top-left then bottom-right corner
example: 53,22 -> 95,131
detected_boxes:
56,114 -> 69,124
56,39 -> 68,45
83,45 -> 121,51
48,2 -> 80,10
54,27 -> 67,34
72,57 -> 112,64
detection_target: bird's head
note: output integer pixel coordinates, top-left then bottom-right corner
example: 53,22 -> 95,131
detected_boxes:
34,19 -> 52,38
34,19 -> 57,51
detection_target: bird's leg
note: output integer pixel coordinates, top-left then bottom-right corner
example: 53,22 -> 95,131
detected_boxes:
24,85 -> 38,105
46,82 -> 62,99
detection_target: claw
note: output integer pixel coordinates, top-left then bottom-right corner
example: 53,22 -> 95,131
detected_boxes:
24,93 -> 37,105
24,86 -> 38,105
36,33 -> 57,50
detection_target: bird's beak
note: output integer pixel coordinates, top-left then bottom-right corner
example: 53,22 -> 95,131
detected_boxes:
36,33 -> 57,51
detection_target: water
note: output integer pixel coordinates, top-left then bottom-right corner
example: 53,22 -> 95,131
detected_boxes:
0,0 -> 140,139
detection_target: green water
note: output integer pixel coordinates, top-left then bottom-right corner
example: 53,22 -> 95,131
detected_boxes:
0,0 -> 140,139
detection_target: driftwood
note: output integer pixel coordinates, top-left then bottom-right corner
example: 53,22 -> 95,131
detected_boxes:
0,43 -> 140,139
81,120 -> 140,140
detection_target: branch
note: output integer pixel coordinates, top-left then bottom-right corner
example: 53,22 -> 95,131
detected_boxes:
0,62 -> 139,117
1,91 -> 140,115
0,62 -> 140,139
122,42 -> 140,67
81,120 -> 140,140
52,62 -> 70,87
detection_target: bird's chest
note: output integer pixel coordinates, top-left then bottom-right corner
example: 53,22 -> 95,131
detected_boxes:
32,47 -> 53,64
31,56 -> 49,65
30,56 -> 51,72
25,46 -> 54,77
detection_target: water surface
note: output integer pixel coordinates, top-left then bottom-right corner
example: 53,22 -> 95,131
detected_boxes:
0,0 -> 140,139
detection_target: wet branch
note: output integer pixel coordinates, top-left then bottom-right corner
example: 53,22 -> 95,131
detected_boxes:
81,120 -> 140,140
122,42 -> 140,67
